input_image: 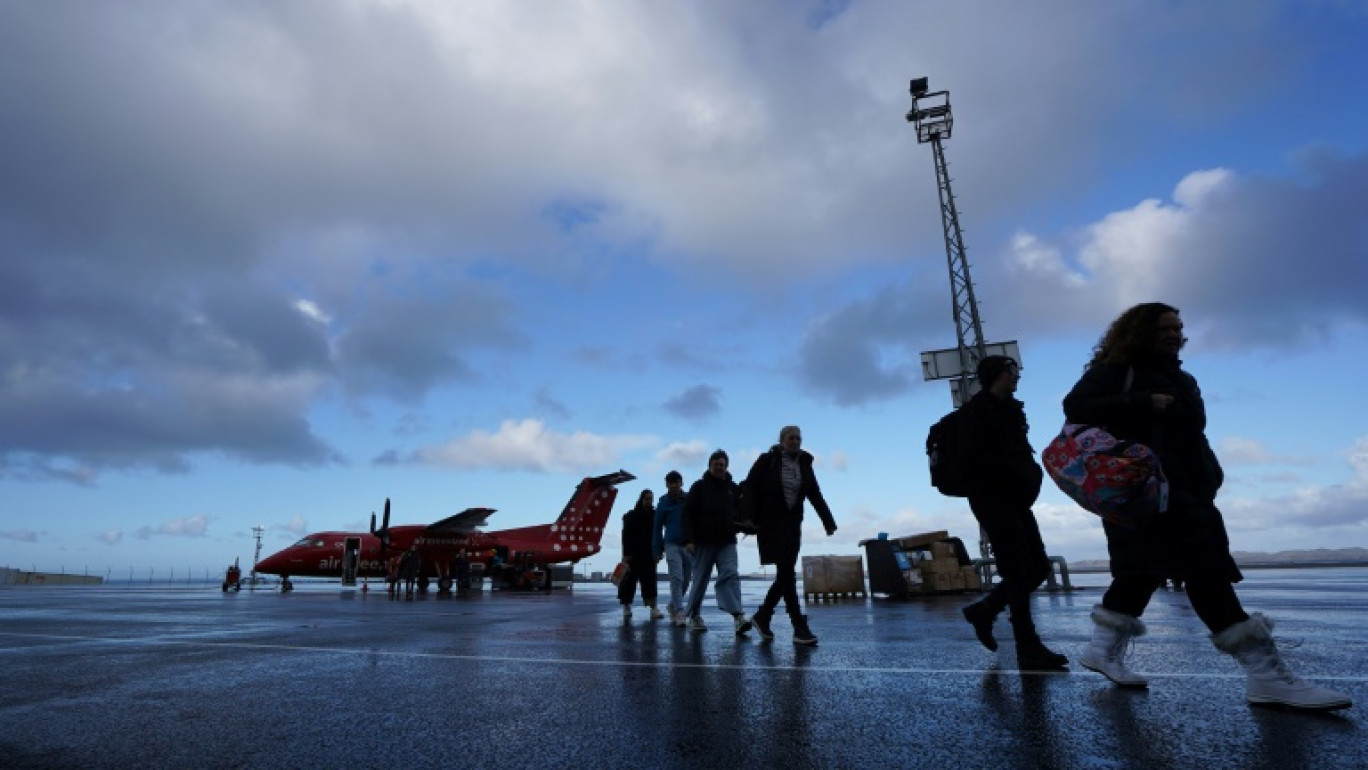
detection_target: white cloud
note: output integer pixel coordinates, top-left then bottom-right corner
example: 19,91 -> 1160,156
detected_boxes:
134,514 -> 212,540
98,529 -> 123,545
411,419 -> 655,473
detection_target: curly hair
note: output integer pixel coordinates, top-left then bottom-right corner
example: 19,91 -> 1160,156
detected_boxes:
1087,302 -> 1180,368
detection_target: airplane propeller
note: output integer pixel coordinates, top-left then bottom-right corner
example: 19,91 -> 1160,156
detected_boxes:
370,498 -> 392,559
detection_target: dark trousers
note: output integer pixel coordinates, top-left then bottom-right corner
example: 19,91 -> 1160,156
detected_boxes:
617,557 -> 658,606
759,553 -> 802,618
1102,574 -> 1248,634
969,496 -> 1051,634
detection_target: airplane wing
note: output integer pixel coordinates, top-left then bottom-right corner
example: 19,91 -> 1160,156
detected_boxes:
424,507 -> 496,534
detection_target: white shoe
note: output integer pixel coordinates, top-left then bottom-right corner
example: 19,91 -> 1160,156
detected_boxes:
1079,605 -> 1148,688
1214,614 -> 1352,710
648,605 -> 664,620
688,615 -> 707,632
733,614 -> 753,636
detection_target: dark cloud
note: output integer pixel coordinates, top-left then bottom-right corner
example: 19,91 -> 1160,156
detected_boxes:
663,385 -> 723,421
795,276 -> 947,406
534,389 -> 572,422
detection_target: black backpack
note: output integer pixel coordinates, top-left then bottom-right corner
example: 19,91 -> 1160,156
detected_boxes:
927,408 -> 971,497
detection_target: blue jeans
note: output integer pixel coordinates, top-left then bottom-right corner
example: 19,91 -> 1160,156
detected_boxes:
684,542 -> 743,617
664,542 -> 693,614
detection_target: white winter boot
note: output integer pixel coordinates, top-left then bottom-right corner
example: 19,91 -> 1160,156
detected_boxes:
1212,613 -> 1352,711
1079,605 -> 1148,688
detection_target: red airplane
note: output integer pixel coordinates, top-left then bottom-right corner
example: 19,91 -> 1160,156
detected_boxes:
254,470 -> 635,591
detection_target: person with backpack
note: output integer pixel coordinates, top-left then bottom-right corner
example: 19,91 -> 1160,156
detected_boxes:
744,425 -> 838,646
1064,302 -> 1350,710
959,355 -> 1068,670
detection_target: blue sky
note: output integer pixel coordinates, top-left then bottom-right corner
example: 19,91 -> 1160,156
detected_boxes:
2,1 -> 1366,580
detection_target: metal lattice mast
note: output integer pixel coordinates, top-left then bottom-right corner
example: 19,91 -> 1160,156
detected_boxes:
930,135 -> 988,395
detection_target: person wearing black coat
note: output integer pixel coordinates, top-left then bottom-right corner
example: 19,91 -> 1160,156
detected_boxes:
1064,302 -> 1349,710
679,450 -> 752,635
617,489 -> 662,620
958,356 -> 1067,669
744,426 -> 837,646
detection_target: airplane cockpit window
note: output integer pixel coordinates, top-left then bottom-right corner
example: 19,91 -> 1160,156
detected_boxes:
291,537 -> 325,548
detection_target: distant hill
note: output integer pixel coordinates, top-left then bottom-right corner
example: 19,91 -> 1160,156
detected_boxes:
1069,547 -> 1368,572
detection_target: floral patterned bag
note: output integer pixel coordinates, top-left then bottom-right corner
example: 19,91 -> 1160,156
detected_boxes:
1043,424 -> 1169,528
1044,367 -> 1169,528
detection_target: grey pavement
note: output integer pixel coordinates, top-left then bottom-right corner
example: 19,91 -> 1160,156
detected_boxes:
1,568 -> 1364,769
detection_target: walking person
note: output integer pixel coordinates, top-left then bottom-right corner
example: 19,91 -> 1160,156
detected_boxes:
744,426 -> 838,646
1064,302 -> 1350,710
618,489 -> 663,620
680,450 -> 752,636
652,470 -> 693,625
958,356 -> 1068,669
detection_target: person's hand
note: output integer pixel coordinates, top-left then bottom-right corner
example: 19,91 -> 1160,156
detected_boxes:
1152,394 -> 1175,412
825,524 -> 838,537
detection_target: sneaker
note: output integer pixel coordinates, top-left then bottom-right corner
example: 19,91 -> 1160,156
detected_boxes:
734,614 -> 753,636
672,612 -> 687,628
688,615 -> 707,632
793,614 -> 818,646
753,609 -> 775,641
649,605 -> 664,620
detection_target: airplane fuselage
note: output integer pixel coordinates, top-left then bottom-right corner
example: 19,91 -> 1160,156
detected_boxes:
252,471 -> 631,582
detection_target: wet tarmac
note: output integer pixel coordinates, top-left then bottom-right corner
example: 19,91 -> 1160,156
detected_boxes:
1,568 -> 1364,769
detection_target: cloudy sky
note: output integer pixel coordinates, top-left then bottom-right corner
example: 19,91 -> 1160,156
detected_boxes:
3,0 -> 1366,580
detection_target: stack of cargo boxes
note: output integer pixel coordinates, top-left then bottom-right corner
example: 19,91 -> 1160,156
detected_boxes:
861,530 -> 982,596
905,539 -> 982,594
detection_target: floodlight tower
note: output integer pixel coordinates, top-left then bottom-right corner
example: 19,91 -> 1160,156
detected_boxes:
907,78 -> 1022,577
906,77 -> 987,403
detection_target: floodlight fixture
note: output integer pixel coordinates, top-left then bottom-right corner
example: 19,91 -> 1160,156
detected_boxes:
906,79 -> 953,143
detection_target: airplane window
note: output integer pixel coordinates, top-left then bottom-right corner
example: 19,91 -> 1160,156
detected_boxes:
291,538 -> 313,547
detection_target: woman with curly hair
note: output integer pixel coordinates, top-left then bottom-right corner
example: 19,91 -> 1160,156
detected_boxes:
1063,302 -> 1349,710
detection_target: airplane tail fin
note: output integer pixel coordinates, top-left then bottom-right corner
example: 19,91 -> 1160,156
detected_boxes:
547,470 -> 635,559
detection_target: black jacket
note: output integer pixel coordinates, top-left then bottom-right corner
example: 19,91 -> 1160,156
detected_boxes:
962,390 -> 1043,508
744,447 -> 836,566
682,471 -> 739,547
1063,356 -> 1239,582
620,503 -> 655,562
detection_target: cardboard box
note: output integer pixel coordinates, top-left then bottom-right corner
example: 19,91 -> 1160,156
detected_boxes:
921,571 -> 958,592
802,555 -> 865,594
896,531 -> 950,550
919,557 -> 961,575
930,541 -> 957,561
961,566 -> 982,591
